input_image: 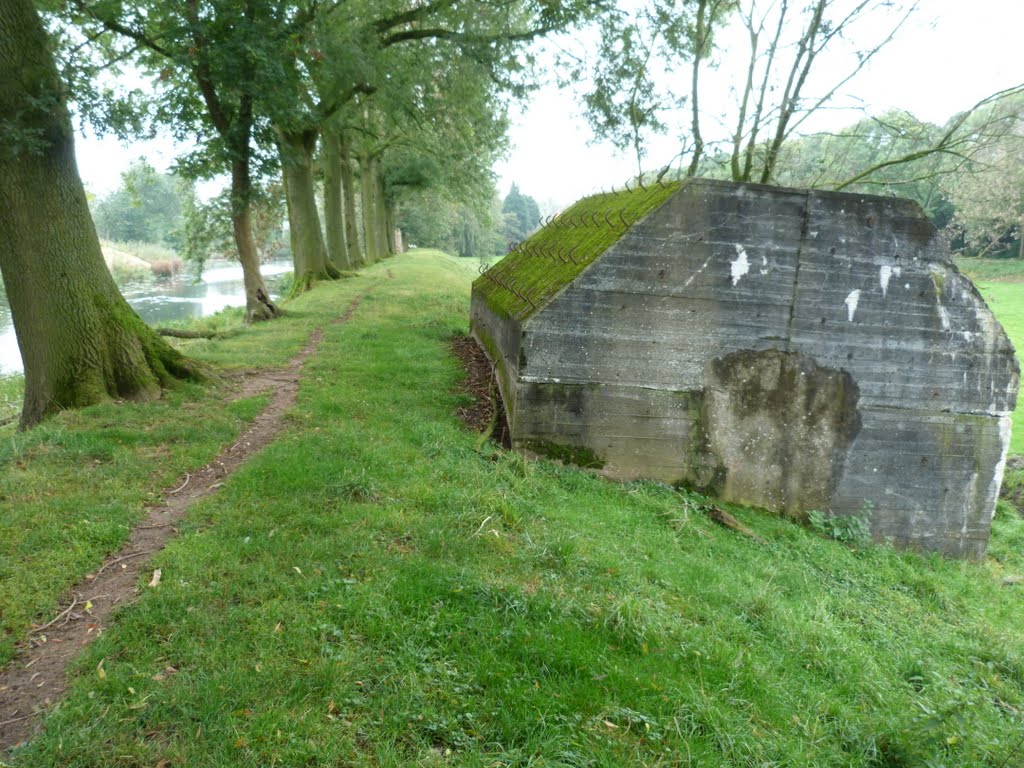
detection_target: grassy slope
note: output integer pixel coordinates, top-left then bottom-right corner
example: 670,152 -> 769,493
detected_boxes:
0,277 -> 375,665
2,252 -> 1022,767
975,280 -> 1024,454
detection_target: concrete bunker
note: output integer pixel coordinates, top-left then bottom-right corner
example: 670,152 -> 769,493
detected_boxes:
470,178 -> 1020,558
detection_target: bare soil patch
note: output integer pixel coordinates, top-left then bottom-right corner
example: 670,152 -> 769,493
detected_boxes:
0,294 -> 364,750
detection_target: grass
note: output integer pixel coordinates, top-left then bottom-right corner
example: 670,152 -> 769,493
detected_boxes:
1,251 -> 1022,766
0,271 -> 379,665
973,280 -> 1024,455
957,256 -> 1024,283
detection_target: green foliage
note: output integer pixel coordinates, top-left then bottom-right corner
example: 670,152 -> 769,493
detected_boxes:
573,1 -> 702,174
5,252 -> 1024,767
476,181 -> 681,320
91,160 -> 185,248
501,182 -> 541,244
773,110 -> 955,228
807,503 -> 873,547
943,92 -> 1024,259
179,183 -> 288,272
397,189 -> 504,259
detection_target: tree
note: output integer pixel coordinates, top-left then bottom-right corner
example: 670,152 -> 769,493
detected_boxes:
942,94 -> 1024,258
578,1 -> 709,177
92,159 -> 185,247
0,0 -> 200,428
179,182 -> 288,274
573,0 -> 918,183
501,183 -> 541,244
772,110 -> 954,225
58,0 -> 291,321
275,0 -> 593,286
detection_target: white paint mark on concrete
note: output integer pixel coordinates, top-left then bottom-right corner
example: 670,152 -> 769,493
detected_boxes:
844,290 -> 861,322
904,283 -> 910,290
962,331 -> 974,342
937,305 -> 951,331
880,266 -> 892,297
682,252 -> 716,288
988,415 -> 1013,519
731,245 -> 750,286
879,266 -> 901,298
759,254 -> 769,275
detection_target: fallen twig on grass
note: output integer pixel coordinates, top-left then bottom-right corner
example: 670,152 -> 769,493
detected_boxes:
93,550 -> 155,577
706,506 -> 767,544
168,473 -> 190,494
29,599 -> 81,634
156,328 -> 226,339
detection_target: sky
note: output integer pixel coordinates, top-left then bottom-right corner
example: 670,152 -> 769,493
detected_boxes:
492,0 -> 1024,208
74,1 -> 1023,209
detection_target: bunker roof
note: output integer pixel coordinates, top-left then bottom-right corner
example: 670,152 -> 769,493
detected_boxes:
474,181 -> 680,322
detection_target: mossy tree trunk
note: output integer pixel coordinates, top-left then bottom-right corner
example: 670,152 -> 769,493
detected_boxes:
385,199 -> 401,254
278,129 -> 340,292
0,0 -> 201,428
359,152 -> 380,264
373,157 -> 393,257
339,132 -> 363,267
321,130 -> 351,270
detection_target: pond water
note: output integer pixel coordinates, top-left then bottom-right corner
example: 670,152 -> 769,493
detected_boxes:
0,259 -> 293,375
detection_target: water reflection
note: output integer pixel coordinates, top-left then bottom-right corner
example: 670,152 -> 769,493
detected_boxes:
0,258 -> 292,375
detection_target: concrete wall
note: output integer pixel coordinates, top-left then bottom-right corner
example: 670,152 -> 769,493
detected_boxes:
504,179 -> 1018,558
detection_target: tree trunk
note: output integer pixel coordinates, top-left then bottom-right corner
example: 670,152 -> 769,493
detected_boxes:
686,0 -> 709,177
359,152 -> 379,264
0,0 -> 201,428
231,161 -> 279,322
339,131 -> 363,267
386,200 -> 402,254
278,129 -> 340,292
373,156 -> 392,257
321,130 -> 351,270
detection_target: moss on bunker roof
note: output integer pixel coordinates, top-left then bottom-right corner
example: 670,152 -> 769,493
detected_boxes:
474,181 -> 681,321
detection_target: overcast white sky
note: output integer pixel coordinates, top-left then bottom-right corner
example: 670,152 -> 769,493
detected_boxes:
493,0 -> 1024,207
75,1 -> 1023,209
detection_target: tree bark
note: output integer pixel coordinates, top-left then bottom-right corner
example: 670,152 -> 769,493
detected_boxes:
385,199 -> 401,254
359,152 -> 380,264
339,131 -> 363,267
373,156 -> 392,257
0,0 -> 201,428
278,129 -> 340,292
321,130 -> 351,270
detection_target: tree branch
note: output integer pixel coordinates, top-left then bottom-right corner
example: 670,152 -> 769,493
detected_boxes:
72,0 -> 175,58
382,25 -> 558,49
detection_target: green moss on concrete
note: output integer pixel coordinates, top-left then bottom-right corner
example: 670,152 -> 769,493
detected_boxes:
474,182 -> 681,321
523,439 -> 606,469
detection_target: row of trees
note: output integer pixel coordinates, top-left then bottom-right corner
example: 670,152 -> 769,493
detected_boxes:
53,0 -> 570,312
398,183 -> 543,258
1,0 -> 600,427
